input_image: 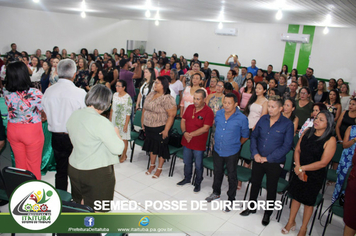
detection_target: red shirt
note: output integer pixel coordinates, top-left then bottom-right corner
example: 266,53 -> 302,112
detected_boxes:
181,104 -> 214,151
160,69 -> 171,77
206,87 -> 217,95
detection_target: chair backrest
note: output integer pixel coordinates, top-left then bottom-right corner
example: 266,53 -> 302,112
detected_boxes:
2,167 -> 37,198
172,119 -> 182,134
175,95 -> 180,106
293,134 -> 299,147
283,149 -> 294,171
240,139 -> 251,160
133,110 -> 142,127
331,143 -> 343,163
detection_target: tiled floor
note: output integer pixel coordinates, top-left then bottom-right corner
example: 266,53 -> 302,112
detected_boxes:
0,142 -> 345,236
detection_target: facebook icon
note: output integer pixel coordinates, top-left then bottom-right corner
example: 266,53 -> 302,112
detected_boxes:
84,216 -> 95,227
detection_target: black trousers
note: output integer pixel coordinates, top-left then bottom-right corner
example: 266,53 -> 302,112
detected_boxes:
212,150 -> 238,201
249,161 -> 282,215
52,133 -> 73,191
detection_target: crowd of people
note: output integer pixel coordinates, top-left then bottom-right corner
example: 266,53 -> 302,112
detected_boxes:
0,43 -> 355,236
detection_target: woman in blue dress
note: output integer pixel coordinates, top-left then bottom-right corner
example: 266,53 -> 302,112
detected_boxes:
332,124 -> 356,202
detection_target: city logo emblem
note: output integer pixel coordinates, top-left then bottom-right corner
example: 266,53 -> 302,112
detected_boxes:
9,180 -> 61,230
138,216 -> 150,227
84,216 -> 95,227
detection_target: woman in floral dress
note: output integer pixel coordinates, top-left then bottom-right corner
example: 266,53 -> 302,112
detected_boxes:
110,80 -> 132,163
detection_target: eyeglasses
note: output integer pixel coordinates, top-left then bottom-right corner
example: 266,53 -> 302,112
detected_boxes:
300,92 -> 308,95
216,84 -> 224,88
154,81 -> 161,85
116,85 -> 122,87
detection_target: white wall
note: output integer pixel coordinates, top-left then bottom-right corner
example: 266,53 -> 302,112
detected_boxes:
146,21 -> 287,78
146,21 -> 356,91
0,6 -> 148,55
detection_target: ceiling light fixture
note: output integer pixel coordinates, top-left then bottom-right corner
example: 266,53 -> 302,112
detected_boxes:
155,20 -> 159,26
33,0 -> 39,3
81,11 -> 86,18
218,22 -> 223,29
155,10 -> 159,19
323,26 -> 329,34
81,0 -> 86,11
145,10 -> 151,18
276,9 -> 282,20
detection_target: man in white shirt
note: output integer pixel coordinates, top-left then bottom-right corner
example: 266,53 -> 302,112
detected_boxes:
42,59 -> 86,191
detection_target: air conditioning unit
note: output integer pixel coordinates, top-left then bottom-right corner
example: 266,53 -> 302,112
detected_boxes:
281,33 -> 310,43
215,28 -> 237,36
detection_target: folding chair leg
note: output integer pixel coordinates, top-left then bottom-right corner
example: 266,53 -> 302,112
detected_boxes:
308,203 -> 320,235
147,154 -> 151,170
322,211 -> 331,236
318,200 -> 324,219
329,212 -> 333,223
169,155 -> 177,177
130,142 -> 136,162
244,182 -> 250,200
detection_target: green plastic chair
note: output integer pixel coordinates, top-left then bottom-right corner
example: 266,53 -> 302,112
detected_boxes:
129,110 -> 145,163
322,166 -> 352,236
322,143 -> 343,193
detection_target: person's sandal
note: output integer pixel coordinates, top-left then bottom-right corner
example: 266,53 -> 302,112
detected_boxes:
152,168 -> 162,179
145,164 -> 156,175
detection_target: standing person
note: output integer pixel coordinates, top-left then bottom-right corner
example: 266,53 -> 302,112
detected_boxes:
40,61 -> 51,93
181,62 -> 205,88
6,43 -> 21,62
119,58 -> 142,101
67,84 -> 124,211
141,76 -> 177,178
177,89 -> 214,192
206,80 -> 225,156
343,151 -> 356,236
205,93 -> 249,212
4,62 -> 44,180
239,78 -> 255,110
206,77 -> 218,95
105,58 -> 119,93
324,89 -> 342,122
304,67 -> 317,92
180,73 -> 207,116
336,98 -> 356,142
327,78 -> 337,92
169,69 -> 184,100
282,98 -> 299,133
295,87 -> 314,128
282,111 -> 336,236
240,96 -> 294,226
42,59 -> 87,190
265,65 -> 275,82
110,80 -> 132,163
201,61 -> 212,87
226,70 -> 239,91
340,83 -> 351,111
247,59 -> 258,76
49,58 -> 59,86
87,62 -> 101,90
136,68 -> 156,110
160,63 -> 171,77
253,69 -> 264,83
299,103 -> 327,137
74,58 -> 89,91
235,67 -> 247,89
312,81 -> 328,103
283,81 -> 298,100
225,54 -> 241,69
332,124 -> 356,203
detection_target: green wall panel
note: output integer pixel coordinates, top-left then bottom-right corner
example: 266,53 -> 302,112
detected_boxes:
282,24 -> 299,72
296,25 -> 315,74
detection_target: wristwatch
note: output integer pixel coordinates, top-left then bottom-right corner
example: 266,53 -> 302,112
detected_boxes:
299,166 -> 303,173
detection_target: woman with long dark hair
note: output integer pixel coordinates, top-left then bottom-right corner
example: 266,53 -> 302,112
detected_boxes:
87,62 -> 102,90
282,98 -> 299,133
141,76 -> 177,178
80,48 -> 88,59
40,61 -> 51,93
74,58 -> 89,90
239,77 -> 255,110
283,110 -> 336,236
4,62 -> 44,179
327,78 -> 337,92
280,64 -> 289,76
324,89 -> 342,122
136,68 -> 156,110
244,82 -> 268,130
295,87 -> 314,128
105,58 -> 119,92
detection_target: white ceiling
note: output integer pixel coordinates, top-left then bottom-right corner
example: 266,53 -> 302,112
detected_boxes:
0,0 -> 356,27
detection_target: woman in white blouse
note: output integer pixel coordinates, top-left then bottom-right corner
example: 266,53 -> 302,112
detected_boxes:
136,68 -> 156,110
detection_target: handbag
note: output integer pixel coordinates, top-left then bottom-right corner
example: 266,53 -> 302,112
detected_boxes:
138,129 -> 146,140
339,193 -> 345,206
168,128 -> 182,148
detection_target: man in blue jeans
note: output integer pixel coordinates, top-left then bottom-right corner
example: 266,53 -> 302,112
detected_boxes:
205,93 -> 249,212
177,89 -> 214,193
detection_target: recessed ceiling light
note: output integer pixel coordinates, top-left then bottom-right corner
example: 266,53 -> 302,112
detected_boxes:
155,20 -> 159,26
218,22 -> 223,29
323,26 -> 329,34
145,10 -> 151,18
81,11 -> 86,18
33,0 -> 39,2
276,9 -> 282,20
